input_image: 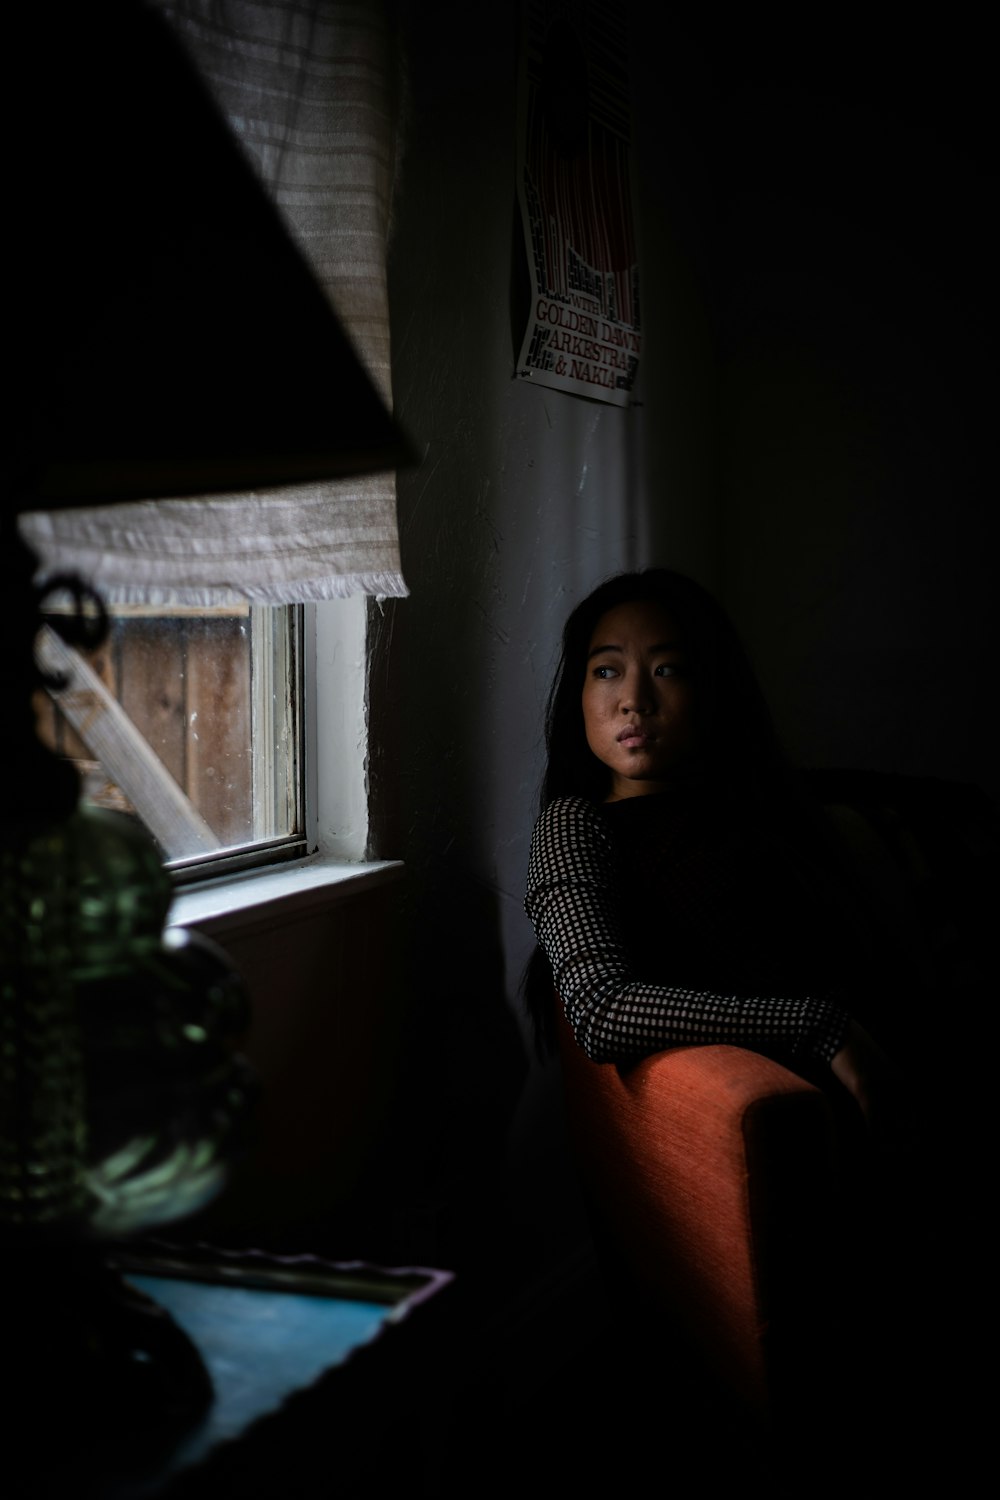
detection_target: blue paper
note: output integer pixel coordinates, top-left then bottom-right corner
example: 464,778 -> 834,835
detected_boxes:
120,1275 -> 390,1492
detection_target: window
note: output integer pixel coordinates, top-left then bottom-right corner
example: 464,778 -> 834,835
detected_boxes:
36,603 -> 305,880
35,590 -> 377,882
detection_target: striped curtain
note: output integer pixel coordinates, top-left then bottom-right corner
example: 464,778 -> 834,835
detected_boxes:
20,0 -> 408,604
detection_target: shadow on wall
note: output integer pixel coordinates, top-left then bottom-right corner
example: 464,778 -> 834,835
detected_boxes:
177,870 -> 529,1273
689,11 -> 997,797
362,866 -> 531,1270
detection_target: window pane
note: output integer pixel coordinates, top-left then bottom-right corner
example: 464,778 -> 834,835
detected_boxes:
35,604 -> 302,871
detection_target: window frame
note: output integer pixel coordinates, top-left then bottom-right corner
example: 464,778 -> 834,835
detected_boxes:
166,601 -> 310,887
168,592 -> 376,883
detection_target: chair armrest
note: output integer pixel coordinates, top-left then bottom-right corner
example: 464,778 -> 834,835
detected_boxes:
556,1009 -> 843,1412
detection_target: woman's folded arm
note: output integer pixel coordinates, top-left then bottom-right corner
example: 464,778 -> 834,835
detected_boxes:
525,796 -> 850,1067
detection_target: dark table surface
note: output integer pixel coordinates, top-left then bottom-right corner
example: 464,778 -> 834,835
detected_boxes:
19,1242 -> 457,1500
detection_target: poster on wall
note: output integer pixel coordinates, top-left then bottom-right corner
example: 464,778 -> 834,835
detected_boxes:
515,0 -> 641,407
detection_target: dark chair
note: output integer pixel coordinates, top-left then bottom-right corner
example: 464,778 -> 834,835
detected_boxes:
552,768 -> 998,1437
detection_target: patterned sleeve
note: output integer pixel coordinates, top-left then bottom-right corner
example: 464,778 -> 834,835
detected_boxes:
524,797 -> 849,1066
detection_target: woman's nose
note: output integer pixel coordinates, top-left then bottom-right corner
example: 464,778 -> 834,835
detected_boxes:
621,674 -> 653,712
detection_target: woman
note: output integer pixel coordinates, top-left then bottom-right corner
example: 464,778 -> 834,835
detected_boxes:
521,569 -> 993,1466
523,567 -> 898,1133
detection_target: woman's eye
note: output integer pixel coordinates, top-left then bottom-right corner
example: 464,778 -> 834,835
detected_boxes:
655,662 -> 684,677
592,665 -> 618,679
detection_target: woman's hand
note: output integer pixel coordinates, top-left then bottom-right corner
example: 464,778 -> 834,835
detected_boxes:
830,1021 -> 890,1122
831,1021 -> 914,1157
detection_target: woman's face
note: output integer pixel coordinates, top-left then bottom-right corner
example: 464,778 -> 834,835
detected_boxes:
581,600 -> 697,801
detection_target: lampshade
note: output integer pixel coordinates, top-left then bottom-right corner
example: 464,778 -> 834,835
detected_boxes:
5,0 -> 412,516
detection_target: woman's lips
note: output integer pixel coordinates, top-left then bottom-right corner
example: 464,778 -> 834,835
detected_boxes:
617,725 -> 652,746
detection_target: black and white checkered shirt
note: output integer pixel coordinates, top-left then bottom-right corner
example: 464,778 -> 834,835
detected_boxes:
525,794 -> 850,1067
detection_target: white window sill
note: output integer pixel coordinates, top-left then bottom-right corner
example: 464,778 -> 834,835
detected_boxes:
167,855 -> 405,942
